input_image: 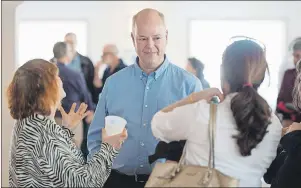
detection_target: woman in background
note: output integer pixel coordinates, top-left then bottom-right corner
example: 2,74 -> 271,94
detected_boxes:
8,59 -> 127,187
264,58 -> 301,188
186,57 -> 210,89
152,39 -> 282,187
276,38 -> 301,127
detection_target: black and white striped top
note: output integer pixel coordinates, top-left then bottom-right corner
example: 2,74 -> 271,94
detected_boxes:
9,114 -> 118,187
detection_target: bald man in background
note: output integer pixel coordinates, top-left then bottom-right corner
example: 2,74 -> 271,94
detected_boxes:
88,8 -> 202,188
93,44 -> 127,103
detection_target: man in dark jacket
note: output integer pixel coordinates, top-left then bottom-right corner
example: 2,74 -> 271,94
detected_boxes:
52,42 -> 95,155
93,44 -> 127,104
64,33 -> 98,104
51,33 -> 97,160
50,33 -> 97,104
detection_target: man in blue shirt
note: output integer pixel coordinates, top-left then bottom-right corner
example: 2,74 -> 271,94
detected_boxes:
87,8 -> 202,188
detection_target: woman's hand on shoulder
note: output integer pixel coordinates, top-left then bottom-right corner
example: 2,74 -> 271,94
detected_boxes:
191,88 -> 224,103
286,122 -> 301,134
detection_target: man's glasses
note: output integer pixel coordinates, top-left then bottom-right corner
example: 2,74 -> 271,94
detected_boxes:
101,52 -> 114,58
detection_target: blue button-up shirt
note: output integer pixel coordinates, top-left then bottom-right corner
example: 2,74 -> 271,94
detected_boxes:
67,53 -> 82,73
87,56 -> 202,175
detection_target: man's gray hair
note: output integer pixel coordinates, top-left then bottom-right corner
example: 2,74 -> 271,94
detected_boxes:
53,42 -> 67,59
132,8 -> 165,33
293,38 -> 301,51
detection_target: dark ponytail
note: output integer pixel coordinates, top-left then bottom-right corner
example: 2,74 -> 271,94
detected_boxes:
231,86 -> 271,156
222,39 -> 271,156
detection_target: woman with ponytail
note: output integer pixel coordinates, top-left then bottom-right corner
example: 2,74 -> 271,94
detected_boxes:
151,38 -> 282,187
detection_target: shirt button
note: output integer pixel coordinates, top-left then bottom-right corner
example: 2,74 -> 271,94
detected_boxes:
146,87 -> 150,90
143,123 -> 147,127
140,142 -> 144,146
145,105 -> 148,108
140,165 -> 144,168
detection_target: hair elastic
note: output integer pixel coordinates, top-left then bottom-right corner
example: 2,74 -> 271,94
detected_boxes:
243,83 -> 253,88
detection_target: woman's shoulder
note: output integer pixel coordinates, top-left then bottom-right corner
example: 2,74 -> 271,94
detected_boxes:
193,95 -> 234,118
193,99 -> 211,118
11,115 -> 52,155
16,114 -> 48,136
16,114 -> 66,142
15,114 -> 77,153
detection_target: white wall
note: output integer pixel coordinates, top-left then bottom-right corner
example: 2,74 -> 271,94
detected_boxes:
2,1 -> 24,186
16,1 -> 301,68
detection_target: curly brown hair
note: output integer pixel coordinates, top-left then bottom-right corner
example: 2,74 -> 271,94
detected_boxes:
7,59 -> 60,120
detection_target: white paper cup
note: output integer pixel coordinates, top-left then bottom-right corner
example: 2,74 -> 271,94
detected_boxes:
105,116 -> 127,136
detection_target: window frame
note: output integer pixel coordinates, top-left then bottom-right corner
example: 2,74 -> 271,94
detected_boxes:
187,18 -> 288,110
16,19 -> 90,68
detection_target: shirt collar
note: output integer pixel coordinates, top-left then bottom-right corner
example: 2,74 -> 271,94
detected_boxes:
134,54 -> 169,80
72,53 -> 80,62
56,62 -> 65,67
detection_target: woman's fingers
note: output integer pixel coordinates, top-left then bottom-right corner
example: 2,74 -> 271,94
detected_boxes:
58,105 -> 67,117
194,88 -> 224,103
69,103 -> 77,113
120,129 -> 128,139
102,128 -> 128,150
212,88 -> 224,102
102,128 -> 107,137
77,103 -> 88,115
282,127 -> 289,136
82,110 -> 91,119
205,88 -> 224,102
287,122 -> 301,133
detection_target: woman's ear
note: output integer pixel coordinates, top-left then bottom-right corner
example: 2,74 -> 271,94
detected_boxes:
220,65 -> 229,95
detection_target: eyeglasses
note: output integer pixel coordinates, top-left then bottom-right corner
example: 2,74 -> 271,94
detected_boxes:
101,52 -> 114,58
228,35 -> 266,54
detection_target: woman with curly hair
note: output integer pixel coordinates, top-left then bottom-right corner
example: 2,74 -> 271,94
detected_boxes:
7,59 -> 127,187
